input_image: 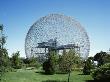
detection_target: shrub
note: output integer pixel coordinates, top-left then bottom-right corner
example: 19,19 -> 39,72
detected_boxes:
92,63 -> 110,80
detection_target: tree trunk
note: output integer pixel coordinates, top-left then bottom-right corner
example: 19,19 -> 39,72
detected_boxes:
68,70 -> 71,82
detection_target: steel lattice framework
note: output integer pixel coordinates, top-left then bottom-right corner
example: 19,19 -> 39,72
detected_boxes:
25,14 -> 90,59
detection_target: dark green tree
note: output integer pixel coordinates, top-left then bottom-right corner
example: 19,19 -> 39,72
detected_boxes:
83,57 -> 94,75
92,63 -> 110,80
43,50 -> 57,75
94,51 -> 110,66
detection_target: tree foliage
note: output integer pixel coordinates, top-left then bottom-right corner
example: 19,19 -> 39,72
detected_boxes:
0,25 -> 6,49
43,50 -> 57,74
59,49 -> 81,73
94,51 -> 110,66
11,51 -> 22,69
0,48 -> 10,76
92,51 -> 110,80
83,57 -> 94,75
26,57 -> 41,68
0,25 -> 10,79
92,63 -> 110,80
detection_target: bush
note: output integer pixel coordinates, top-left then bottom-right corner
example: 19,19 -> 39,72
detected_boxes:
92,63 -> 110,80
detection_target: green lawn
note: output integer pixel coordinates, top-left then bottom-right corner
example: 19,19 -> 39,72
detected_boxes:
1,69 -> 93,82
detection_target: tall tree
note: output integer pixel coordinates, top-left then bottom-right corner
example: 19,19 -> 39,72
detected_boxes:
0,24 -> 9,80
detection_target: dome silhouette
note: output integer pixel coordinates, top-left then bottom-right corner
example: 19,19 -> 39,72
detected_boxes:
25,14 -> 90,59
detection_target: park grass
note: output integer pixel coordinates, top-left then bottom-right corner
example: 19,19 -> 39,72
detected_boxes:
1,69 -> 93,82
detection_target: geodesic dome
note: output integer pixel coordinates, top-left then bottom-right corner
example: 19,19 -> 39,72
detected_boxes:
25,14 -> 90,59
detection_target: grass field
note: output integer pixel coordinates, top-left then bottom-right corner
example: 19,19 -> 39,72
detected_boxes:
1,69 -> 93,82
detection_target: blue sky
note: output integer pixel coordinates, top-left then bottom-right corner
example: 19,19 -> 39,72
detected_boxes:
0,0 -> 110,57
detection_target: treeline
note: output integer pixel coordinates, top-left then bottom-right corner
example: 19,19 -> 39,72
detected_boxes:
83,51 -> 110,81
0,25 -> 41,80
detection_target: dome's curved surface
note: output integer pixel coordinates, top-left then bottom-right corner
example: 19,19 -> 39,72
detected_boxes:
25,14 -> 90,59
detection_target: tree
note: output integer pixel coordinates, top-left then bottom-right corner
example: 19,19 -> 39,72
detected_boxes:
0,48 -> 10,77
92,51 -> 110,81
0,25 -> 9,80
94,51 -> 110,66
58,49 -> 81,82
11,51 -> 22,69
83,57 -> 94,75
92,63 -> 110,80
0,25 -> 6,49
59,49 -> 80,73
43,50 -> 57,75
